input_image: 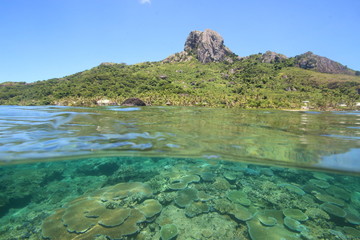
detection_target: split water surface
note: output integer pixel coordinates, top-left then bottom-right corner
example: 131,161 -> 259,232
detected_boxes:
0,106 -> 359,239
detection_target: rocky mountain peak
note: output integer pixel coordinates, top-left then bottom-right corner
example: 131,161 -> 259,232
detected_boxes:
261,51 -> 288,63
183,29 -> 235,63
162,30 -> 356,76
295,51 -> 354,75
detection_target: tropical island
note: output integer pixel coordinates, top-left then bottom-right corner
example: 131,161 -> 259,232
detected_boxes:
1,29 -> 359,110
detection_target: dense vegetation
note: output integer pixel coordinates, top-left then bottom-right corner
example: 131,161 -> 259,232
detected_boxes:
1,55 -> 359,110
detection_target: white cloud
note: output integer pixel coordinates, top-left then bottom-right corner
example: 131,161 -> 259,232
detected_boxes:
140,0 -> 151,4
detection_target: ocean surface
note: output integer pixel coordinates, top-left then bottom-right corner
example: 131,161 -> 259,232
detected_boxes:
0,105 -> 359,239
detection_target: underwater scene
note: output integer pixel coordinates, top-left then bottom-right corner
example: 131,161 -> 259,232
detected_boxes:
0,106 -> 360,239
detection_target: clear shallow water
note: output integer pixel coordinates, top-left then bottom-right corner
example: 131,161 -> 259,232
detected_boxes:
1,105 -> 360,173
0,106 -> 360,240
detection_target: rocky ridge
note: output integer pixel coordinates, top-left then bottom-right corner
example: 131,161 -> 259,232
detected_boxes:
163,29 -> 356,75
294,51 -> 354,75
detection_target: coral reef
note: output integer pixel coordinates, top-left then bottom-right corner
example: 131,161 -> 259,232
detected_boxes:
283,216 -> 307,232
0,156 -> 359,240
227,190 -> 251,206
283,208 -> 308,221
160,224 -> 178,240
174,188 -> 199,208
41,181 -> 160,239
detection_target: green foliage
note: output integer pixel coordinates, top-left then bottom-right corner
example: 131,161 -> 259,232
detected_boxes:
0,58 -> 359,110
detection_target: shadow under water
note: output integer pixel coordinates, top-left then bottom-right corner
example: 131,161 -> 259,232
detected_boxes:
0,156 -> 359,240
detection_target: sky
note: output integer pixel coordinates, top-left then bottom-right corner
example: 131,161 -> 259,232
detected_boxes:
0,0 -> 359,83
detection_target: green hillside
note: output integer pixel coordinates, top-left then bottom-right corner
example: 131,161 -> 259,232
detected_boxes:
0,56 -> 359,110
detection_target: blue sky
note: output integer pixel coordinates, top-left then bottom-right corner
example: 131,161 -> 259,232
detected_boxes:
1,0 -> 359,83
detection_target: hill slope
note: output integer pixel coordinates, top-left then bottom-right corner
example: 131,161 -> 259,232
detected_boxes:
0,29 -> 359,109
1,57 -> 359,109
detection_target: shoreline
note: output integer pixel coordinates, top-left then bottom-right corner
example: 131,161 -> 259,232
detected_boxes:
0,103 -> 358,112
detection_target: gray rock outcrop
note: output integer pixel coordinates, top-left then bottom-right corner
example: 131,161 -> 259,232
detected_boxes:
121,98 -> 146,106
100,62 -> 116,66
184,29 -> 235,63
162,30 -> 356,76
261,51 -> 288,63
162,51 -> 194,63
163,29 -> 236,63
295,51 -> 353,75
96,99 -> 117,106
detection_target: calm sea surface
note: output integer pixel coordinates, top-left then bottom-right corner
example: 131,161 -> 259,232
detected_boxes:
0,105 -> 359,239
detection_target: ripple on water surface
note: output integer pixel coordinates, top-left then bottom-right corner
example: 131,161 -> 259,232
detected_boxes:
0,106 -> 359,174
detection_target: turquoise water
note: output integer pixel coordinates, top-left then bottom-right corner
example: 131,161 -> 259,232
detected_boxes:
0,106 -> 359,239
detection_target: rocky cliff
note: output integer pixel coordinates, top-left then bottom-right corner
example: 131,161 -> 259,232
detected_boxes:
295,51 -> 354,75
184,29 -> 235,63
164,29 -> 236,63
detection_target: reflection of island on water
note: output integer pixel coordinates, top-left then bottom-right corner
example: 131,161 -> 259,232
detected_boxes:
101,107 -> 358,172
0,106 -> 359,173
